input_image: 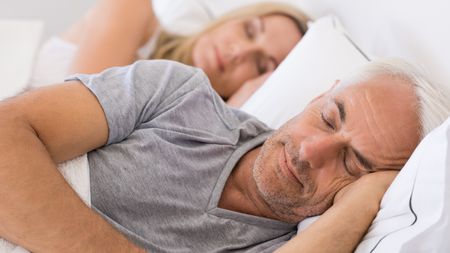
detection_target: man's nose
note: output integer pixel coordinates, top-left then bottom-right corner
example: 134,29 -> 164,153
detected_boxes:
298,135 -> 347,169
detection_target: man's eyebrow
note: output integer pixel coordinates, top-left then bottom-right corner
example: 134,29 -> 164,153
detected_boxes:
353,148 -> 374,172
334,98 -> 373,171
334,99 -> 346,123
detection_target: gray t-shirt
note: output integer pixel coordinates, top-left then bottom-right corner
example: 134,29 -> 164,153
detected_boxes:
72,60 -> 296,252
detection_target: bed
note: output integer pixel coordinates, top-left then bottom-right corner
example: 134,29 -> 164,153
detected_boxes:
1,0 -> 450,252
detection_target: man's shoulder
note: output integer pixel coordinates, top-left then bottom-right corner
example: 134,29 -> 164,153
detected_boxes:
133,59 -> 206,82
132,59 -> 211,96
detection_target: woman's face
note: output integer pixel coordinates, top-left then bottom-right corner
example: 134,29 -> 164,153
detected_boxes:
192,14 -> 302,98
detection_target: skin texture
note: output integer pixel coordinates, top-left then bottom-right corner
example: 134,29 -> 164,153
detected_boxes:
64,0 -> 157,75
220,75 -> 421,223
275,171 -> 399,253
226,71 -> 273,108
192,14 -> 302,98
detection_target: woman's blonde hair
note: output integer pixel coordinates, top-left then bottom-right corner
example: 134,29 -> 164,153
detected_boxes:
151,2 -> 311,65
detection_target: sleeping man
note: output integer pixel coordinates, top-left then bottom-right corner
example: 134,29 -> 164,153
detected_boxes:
0,58 -> 449,253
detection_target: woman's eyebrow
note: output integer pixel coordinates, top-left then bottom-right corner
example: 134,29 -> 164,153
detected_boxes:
259,16 -> 265,32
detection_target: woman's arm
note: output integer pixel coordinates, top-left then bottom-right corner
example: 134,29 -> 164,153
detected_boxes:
275,171 -> 398,253
0,83 -> 145,252
67,0 -> 158,74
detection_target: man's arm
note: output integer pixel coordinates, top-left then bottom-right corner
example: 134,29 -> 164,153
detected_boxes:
0,82 -> 145,252
275,171 -> 397,253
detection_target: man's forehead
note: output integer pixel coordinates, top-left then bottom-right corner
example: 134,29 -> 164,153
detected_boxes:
330,79 -> 368,96
328,75 -> 420,169
332,74 -> 414,94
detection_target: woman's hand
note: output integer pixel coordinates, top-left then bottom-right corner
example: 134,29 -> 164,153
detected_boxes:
226,71 -> 272,108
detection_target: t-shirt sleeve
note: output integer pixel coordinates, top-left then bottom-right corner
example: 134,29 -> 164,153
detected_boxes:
66,60 -> 208,145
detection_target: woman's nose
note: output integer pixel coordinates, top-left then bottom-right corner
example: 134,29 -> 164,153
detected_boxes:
228,41 -> 260,62
299,135 -> 346,169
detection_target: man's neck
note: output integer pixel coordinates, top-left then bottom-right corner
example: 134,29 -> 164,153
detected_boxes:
218,147 -> 281,221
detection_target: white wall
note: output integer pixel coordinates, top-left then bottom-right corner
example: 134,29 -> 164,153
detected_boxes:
0,0 -> 93,42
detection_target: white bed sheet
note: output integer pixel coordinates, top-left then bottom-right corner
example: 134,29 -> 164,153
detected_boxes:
0,19 -> 43,100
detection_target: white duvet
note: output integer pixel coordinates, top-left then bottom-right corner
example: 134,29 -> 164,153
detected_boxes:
0,155 -> 91,253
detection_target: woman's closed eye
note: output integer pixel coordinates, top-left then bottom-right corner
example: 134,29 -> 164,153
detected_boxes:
255,55 -> 276,74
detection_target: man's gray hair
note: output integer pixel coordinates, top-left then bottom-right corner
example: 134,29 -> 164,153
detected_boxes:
338,58 -> 450,139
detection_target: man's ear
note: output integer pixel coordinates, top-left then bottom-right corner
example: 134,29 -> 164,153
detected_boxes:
330,79 -> 340,90
310,80 -> 341,103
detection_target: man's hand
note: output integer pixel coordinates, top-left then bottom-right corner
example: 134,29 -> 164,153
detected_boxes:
334,171 -> 399,211
275,171 -> 398,253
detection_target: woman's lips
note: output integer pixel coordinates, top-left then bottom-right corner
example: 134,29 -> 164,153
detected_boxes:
214,46 -> 225,73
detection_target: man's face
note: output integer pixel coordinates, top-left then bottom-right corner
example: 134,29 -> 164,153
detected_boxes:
252,75 -> 421,223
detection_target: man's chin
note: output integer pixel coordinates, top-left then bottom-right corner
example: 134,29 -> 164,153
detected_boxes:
298,196 -> 335,218
277,195 -> 336,223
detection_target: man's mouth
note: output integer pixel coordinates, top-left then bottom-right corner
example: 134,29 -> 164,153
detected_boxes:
279,146 -> 302,185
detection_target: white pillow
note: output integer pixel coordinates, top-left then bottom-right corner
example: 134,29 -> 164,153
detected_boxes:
355,117 -> 450,252
240,16 -> 369,128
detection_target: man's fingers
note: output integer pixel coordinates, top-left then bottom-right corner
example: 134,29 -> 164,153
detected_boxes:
334,171 -> 399,204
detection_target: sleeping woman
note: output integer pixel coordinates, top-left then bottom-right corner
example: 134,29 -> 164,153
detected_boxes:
29,0 -> 310,107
